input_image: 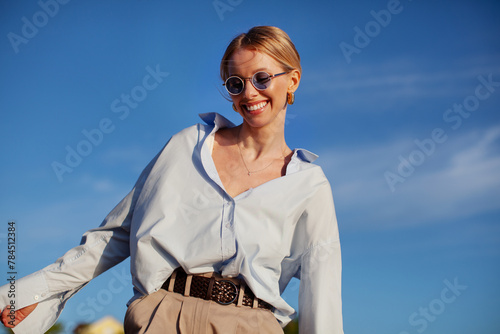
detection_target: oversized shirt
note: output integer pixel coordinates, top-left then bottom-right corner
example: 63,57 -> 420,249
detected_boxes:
0,113 -> 343,334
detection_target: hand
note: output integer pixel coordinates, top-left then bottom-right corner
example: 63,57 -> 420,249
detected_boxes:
1,303 -> 38,328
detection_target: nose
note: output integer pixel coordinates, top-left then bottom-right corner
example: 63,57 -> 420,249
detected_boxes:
241,78 -> 259,98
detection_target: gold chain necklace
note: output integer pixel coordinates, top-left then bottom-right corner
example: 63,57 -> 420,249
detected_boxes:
237,128 -> 286,176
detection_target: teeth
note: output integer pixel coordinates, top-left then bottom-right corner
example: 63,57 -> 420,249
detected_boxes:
246,101 -> 267,111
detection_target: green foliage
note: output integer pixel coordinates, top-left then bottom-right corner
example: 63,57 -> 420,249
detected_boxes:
46,322 -> 64,333
283,318 -> 299,334
73,323 -> 91,334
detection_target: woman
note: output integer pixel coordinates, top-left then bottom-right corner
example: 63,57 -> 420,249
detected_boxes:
0,26 -> 343,333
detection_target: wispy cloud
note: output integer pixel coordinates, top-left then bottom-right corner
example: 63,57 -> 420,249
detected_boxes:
319,125 -> 500,231
302,55 -> 500,112
78,174 -> 117,193
99,145 -> 158,174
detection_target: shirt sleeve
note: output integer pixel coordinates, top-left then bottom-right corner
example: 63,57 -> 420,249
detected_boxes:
297,180 -> 344,334
0,154 -> 157,334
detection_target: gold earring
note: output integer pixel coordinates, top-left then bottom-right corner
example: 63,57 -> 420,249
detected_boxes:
287,92 -> 295,105
232,103 -> 237,112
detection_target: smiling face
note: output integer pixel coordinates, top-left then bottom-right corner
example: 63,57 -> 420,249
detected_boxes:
228,48 -> 300,130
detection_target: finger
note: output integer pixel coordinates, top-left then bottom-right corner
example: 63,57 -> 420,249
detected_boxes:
1,303 -> 38,328
16,304 -> 37,323
1,307 -> 16,328
1,307 -> 12,327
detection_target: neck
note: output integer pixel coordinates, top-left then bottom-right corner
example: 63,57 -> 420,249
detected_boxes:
237,111 -> 288,160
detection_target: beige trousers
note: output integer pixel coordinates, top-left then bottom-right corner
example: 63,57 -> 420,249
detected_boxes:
124,289 -> 284,334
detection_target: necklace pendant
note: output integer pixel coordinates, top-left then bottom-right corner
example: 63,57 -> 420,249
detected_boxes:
248,172 -> 251,176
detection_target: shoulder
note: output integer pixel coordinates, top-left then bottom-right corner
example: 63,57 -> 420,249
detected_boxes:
290,150 -> 334,200
152,112 -> 235,160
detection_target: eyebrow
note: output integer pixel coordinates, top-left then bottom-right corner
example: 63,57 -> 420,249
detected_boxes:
228,68 -> 270,77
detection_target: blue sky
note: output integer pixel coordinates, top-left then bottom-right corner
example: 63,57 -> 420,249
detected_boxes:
1,0 -> 499,333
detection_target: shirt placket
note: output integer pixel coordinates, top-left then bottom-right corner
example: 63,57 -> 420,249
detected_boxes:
220,194 -> 236,262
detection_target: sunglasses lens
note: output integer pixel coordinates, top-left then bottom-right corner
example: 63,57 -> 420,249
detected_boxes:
253,72 -> 272,90
226,77 -> 243,95
225,72 -> 275,95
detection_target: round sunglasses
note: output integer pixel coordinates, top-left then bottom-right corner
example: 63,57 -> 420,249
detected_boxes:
223,71 -> 287,95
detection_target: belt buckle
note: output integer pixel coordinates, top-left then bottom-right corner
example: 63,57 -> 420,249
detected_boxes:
215,280 -> 238,305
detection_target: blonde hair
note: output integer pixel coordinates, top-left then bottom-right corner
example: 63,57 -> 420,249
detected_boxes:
220,26 -> 301,82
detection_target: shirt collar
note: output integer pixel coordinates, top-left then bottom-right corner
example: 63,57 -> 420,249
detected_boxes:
199,112 -> 235,130
293,149 -> 318,163
198,112 -> 318,163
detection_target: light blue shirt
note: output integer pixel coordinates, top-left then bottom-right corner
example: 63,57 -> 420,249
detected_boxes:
0,113 -> 343,334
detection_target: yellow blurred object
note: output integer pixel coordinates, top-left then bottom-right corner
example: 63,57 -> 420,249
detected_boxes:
77,316 -> 124,334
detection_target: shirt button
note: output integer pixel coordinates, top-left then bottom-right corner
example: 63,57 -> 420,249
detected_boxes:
41,292 -> 47,297
34,295 -> 39,301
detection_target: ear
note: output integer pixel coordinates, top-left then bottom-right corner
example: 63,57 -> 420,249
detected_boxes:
287,69 -> 301,93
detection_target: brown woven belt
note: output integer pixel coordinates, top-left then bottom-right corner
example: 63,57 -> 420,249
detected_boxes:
161,268 -> 273,310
